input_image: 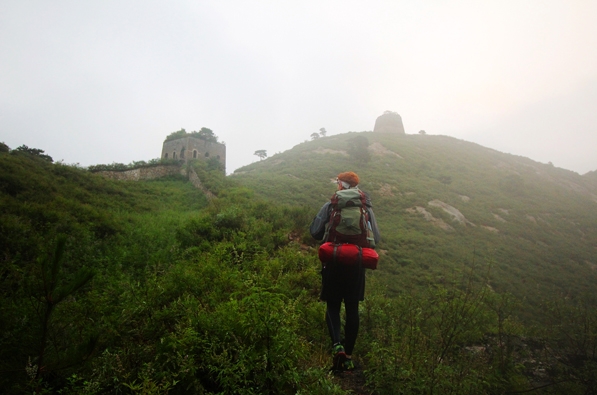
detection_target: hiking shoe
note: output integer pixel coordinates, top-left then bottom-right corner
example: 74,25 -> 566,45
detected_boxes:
343,359 -> 355,371
332,343 -> 346,372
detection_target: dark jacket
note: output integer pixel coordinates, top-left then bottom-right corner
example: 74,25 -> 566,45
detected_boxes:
309,188 -> 381,301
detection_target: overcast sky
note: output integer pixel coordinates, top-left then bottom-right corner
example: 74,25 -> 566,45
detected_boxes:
2,1 -> 596,174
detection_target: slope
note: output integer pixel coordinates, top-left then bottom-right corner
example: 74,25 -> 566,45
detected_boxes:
231,132 -> 597,317
0,150 -> 209,269
0,151 -> 335,394
3,145 -> 597,393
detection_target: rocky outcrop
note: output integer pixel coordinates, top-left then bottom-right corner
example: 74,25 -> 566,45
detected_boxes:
406,206 -> 454,231
493,213 -> 507,223
378,183 -> 395,197
428,200 -> 475,226
312,147 -> 348,156
368,142 -> 403,158
373,111 -> 405,134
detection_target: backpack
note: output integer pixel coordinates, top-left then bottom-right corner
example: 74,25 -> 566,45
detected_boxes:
324,188 -> 375,248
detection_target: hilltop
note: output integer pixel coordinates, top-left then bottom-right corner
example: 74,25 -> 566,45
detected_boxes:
231,132 -> 597,316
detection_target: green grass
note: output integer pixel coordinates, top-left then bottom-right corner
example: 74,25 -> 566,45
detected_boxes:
2,140 -> 597,394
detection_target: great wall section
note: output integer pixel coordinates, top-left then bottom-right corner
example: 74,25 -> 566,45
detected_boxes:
96,164 -> 215,199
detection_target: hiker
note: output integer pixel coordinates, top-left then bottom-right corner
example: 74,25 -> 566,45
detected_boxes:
310,171 -> 381,372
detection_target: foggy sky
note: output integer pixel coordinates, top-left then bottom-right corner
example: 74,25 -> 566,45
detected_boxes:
2,1 -> 596,174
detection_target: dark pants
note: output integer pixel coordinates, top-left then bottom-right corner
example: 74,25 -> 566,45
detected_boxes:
326,297 -> 359,355
321,262 -> 365,355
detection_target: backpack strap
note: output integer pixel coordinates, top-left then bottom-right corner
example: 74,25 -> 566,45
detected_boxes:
332,243 -> 338,265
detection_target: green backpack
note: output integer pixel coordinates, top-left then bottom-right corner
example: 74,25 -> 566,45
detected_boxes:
324,188 -> 375,248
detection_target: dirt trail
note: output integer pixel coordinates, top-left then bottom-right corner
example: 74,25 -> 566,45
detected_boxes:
332,368 -> 373,394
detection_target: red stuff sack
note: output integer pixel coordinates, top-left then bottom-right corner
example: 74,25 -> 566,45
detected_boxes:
318,242 -> 379,270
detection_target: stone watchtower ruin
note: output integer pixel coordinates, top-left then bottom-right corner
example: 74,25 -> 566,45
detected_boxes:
161,136 -> 226,171
373,111 -> 405,135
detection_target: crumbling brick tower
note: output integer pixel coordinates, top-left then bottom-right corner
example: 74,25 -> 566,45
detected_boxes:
373,111 -> 406,135
161,136 -> 226,171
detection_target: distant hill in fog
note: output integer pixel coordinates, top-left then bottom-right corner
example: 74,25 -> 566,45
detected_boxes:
231,131 -> 597,316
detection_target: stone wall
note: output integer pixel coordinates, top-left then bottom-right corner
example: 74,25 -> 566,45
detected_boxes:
188,166 -> 216,200
96,165 -> 216,200
96,165 -> 183,181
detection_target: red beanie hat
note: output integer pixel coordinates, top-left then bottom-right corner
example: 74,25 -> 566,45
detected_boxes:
337,171 -> 359,187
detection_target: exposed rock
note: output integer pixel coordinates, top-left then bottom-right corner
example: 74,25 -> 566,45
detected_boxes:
493,213 -> 507,223
428,199 -> 475,226
378,183 -> 395,197
368,142 -> 403,158
312,147 -> 348,156
373,111 -> 405,134
406,206 -> 432,221
459,195 -> 470,202
406,206 -> 454,231
482,225 -> 499,233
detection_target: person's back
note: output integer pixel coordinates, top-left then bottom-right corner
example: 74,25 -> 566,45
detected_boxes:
310,171 -> 380,372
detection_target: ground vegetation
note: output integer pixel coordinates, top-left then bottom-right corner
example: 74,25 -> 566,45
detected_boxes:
1,136 -> 597,394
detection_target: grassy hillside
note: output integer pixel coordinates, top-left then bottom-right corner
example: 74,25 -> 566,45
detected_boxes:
231,132 -> 597,317
0,151 -> 334,394
0,150 -> 208,270
2,144 -> 597,394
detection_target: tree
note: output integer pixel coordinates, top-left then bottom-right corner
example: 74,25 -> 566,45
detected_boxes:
166,127 -> 220,143
197,127 -> 218,143
0,142 -> 9,153
165,128 -> 187,141
347,136 -> 370,165
310,133 -> 320,140
319,128 -> 327,137
32,236 -> 96,382
419,130 -> 426,135
254,150 -> 267,160
13,145 -> 53,162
